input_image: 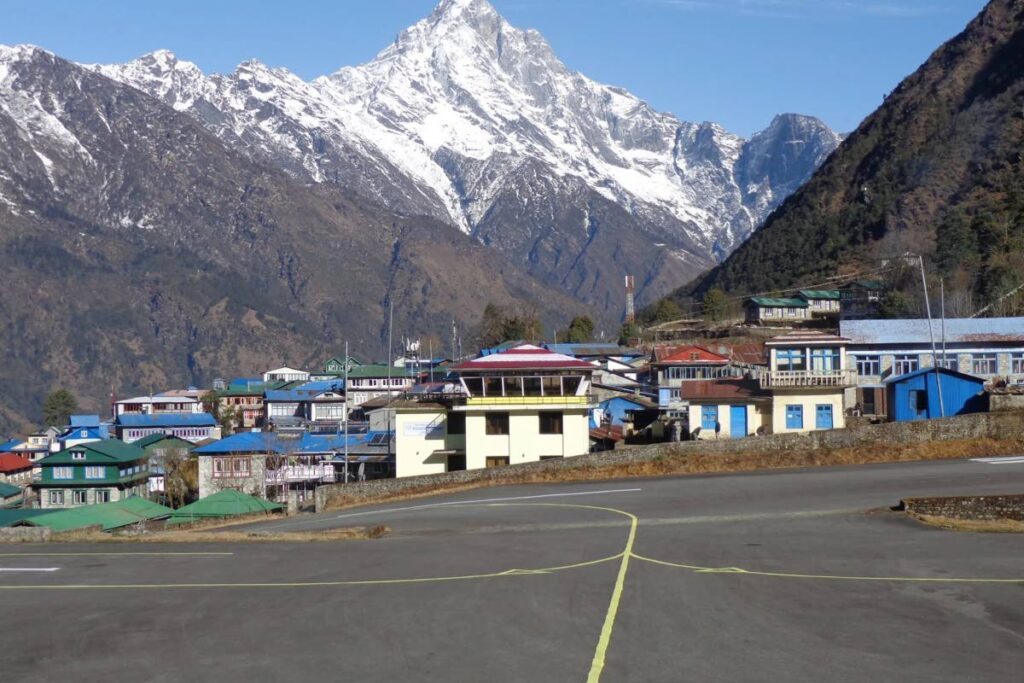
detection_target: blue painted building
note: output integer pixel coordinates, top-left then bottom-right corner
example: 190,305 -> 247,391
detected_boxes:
591,396 -> 656,429
885,367 -> 986,422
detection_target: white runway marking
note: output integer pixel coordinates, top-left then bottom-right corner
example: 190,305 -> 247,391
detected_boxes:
970,456 -> 1024,465
0,567 -> 60,572
260,487 -> 644,530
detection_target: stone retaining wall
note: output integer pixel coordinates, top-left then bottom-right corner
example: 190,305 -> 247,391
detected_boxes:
315,410 -> 1024,512
901,495 -> 1024,521
0,527 -> 52,543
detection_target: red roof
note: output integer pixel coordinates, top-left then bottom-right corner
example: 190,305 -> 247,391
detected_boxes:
652,345 -> 730,365
590,425 -> 624,442
0,453 -> 32,473
453,344 -> 595,372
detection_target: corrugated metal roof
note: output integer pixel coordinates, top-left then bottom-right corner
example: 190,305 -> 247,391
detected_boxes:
798,290 -> 840,300
677,379 -> 769,401
117,413 -> 216,428
0,453 -> 32,473
841,318 -> 1024,345
0,481 -> 21,498
544,343 -> 643,357
652,345 -> 730,365
454,344 -> 595,371
69,415 -> 101,428
882,367 -> 987,384
747,297 -> 808,307
165,490 -> 283,525
41,440 -> 146,464
765,330 -> 850,346
26,497 -> 173,532
0,509 -> 50,527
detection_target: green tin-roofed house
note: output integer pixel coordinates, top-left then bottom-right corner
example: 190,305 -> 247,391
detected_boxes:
23,497 -> 173,532
744,297 -> 810,325
0,480 -> 24,508
33,440 -> 150,509
797,290 -> 841,317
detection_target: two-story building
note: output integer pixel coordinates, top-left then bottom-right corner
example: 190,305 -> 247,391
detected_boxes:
264,381 -> 347,432
217,386 -> 269,430
343,365 -> 418,408
840,318 -> 1024,416
115,413 -> 219,444
761,330 -> 855,433
798,290 -> 841,317
0,453 -> 33,487
55,415 -> 111,451
386,345 -> 595,477
114,395 -> 202,416
9,427 -> 61,460
32,440 -> 150,509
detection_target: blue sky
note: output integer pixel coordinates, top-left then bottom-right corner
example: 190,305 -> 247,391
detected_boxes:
1,0 -> 985,135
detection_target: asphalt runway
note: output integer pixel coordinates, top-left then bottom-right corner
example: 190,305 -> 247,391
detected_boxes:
2,457 -> 1023,682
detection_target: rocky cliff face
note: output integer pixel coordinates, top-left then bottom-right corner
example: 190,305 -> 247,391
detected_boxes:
93,0 -> 839,309
686,0 -> 1024,317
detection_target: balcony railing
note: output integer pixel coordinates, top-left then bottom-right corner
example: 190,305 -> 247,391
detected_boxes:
462,395 -> 593,407
759,369 -> 857,389
265,466 -> 336,484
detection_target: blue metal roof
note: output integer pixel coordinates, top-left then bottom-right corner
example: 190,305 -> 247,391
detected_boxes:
882,367 -> 986,385
545,343 -> 643,357
195,432 -> 283,455
841,318 -> 1024,345
0,438 -> 23,451
195,431 -> 382,456
293,380 -> 345,393
117,413 -> 216,428
70,415 -> 101,428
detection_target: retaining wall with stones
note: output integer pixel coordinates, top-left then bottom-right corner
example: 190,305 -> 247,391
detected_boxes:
901,495 -> 1024,521
315,410 -> 1024,512
0,527 -> 52,543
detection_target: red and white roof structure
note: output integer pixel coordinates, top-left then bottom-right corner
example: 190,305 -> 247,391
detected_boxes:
651,345 -> 730,365
453,344 -> 595,372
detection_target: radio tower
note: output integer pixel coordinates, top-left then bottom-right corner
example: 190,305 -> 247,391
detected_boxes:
624,275 -> 636,323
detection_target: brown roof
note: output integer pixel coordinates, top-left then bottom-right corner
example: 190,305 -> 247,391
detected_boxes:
652,344 -> 730,365
677,379 -> 769,402
0,453 -> 32,473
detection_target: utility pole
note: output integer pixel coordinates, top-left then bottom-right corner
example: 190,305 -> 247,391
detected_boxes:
918,255 -> 945,418
343,340 -> 349,484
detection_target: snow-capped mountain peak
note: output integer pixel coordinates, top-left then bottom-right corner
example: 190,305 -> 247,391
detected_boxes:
86,0 -> 839,306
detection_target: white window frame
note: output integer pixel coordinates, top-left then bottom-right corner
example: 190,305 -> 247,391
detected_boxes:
971,353 -> 998,375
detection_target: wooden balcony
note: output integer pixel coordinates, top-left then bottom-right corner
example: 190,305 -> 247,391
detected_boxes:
759,369 -> 856,389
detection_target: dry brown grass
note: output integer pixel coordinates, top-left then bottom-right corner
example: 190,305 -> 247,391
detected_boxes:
50,524 -> 389,543
910,514 -> 1024,533
322,437 -> 1024,511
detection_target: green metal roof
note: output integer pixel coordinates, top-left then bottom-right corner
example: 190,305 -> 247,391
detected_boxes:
39,440 -> 146,465
798,290 -> 840,300
747,297 -> 809,308
25,497 -> 173,532
0,509 -> 50,527
133,433 -> 196,450
166,489 -> 284,525
0,481 -> 21,498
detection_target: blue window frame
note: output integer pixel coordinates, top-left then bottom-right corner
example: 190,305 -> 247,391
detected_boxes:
785,405 -> 804,430
810,348 -> 840,372
776,349 -> 806,371
701,406 -> 718,430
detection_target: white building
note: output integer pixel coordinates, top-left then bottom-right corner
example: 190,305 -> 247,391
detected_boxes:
262,366 -> 311,383
114,395 -> 202,416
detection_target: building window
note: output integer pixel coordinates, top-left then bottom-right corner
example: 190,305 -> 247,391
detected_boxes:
485,412 -> 510,436
935,355 -> 958,370
776,349 -> 806,371
49,490 -> 65,505
73,490 -> 88,505
909,389 -> 929,413
893,355 -> 919,375
785,405 -> 804,430
971,353 -> 998,375
53,466 -> 74,480
1012,353 -> 1024,374
447,413 -> 466,435
856,356 -> 880,376
701,406 -> 718,431
485,456 -> 510,468
85,466 -> 106,479
539,412 -> 563,435
71,451 -> 86,460
96,490 -> 111,503
810,348 -> 840,372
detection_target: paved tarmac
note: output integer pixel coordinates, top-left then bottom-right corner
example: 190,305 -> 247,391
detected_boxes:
2,456 -> 1023,682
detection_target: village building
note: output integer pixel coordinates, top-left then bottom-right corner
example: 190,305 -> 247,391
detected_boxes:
217,386 -> 268,430
343,364 -> 418,408
762,330 -> 854,433
839,280 -> 886,320
650,345 -> 741,416
264,381 -> 347,432
32,440 -> 150,509
0,481 -> 24,508
262,366 -> 311,383
9,426 -> 61,460
0,453 -> 34,487
840,317 -> 1024,416
386,345 -> 595,478
133,434 -> 197,495
194,432 -> 339,501
56,415 -> 110,450
885,368 -> 987,422
114,395 -> 202,416
744,297 -> 810,324
798,290 -> 841,317
116,413 -> 218,444
680,379 -> 771,439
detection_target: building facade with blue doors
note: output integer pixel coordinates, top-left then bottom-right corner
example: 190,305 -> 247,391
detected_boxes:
885,367 -> 986,422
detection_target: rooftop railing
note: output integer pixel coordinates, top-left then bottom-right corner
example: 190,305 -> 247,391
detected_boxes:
759,369 -> 857,389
